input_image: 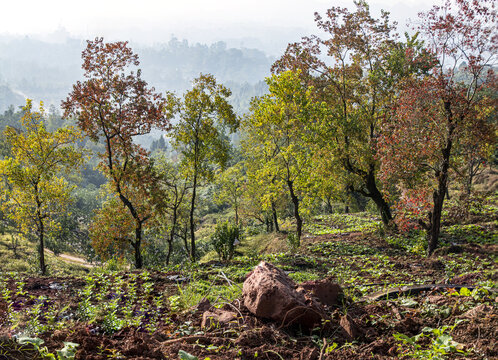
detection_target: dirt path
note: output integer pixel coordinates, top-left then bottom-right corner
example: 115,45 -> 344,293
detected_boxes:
44,249 -> 95,268
58,253 -> 95,268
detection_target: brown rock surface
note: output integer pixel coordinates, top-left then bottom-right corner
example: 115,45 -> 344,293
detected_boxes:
340,314 -> 361,341
201,309 -> 238,329
242,261 -> 327,328
299,278 -> 343,306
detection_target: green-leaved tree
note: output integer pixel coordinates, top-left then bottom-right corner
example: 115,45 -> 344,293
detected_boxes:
0,100 -> 85,275
168,74 -> 238,261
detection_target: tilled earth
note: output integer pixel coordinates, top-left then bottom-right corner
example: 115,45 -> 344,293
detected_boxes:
0,229 -> 497,359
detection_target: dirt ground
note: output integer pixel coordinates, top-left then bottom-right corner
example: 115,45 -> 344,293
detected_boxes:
0,227 -> 497,359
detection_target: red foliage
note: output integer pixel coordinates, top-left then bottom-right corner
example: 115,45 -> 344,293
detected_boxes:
378,0 -> 496,253
62,38 -> 173,267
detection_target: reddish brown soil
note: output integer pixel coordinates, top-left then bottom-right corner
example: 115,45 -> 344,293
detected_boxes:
1,284 -> 496,360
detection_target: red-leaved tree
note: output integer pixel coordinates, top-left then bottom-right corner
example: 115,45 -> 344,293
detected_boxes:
378,0 -> 497,254
62,38 -> 172,268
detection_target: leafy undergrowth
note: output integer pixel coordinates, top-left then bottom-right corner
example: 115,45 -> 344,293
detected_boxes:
0,211 -> 497,359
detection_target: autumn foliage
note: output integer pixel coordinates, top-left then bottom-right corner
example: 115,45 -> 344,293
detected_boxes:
378,0 -> 497,254
62,38 -> 172,268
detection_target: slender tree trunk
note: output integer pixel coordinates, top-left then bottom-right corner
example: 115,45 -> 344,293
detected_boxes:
287,180 -> 302,243
35,186 -> 46,275
344,160 -> 392,226
427,166 -> 449,256
38,219 -> 46,276
234,203 -> 239,226
325,196 -> 333,214
365,170 -> 393,226
134,221 -> 143,269
271,202 -> 280,232
117,192 -> 145,268
466,160 -> 475,196
182,223 -> 190,257
427,103 -> 454,256
167,207 -> 178,265
427,153 -> 452,255
189,170 -> 198,262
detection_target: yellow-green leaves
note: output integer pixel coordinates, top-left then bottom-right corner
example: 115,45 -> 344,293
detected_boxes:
0,100 -> 85,274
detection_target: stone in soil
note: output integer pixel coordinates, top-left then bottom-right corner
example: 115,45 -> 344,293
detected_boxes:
201,309 -> 238,329
242,261 -> 329,328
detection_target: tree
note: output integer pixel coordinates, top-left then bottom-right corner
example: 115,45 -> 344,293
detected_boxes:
0,100 -> 84,275
154,156 -> 192,264
214,162 -> 245,225
168,74 -> 238,261
378,0 -> 497,254
272,1 -> 431,226
243,71 -> 320,244
62,38 -> 171,268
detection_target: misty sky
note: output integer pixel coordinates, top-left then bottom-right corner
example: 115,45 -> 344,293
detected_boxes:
2,0 -> 437,54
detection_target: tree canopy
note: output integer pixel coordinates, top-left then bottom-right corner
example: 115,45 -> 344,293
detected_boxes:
0,100 -> 85,274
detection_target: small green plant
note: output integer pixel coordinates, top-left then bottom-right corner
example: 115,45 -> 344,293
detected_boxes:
18,336 -> 79,360
178,349 -> 199,360
286,232 -> 299,253
394,321 -> 467,359
210,221 -> 241,263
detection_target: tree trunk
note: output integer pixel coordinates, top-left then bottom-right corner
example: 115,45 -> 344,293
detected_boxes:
133,222 -> 143,269
182,223 -> 190,257
287,180 -> 302,243
35,186 -> 46,276
427,156 -> 451,255
271,201 -> 280,232
365,170 -> 393,226
427,102 -> 454,256
325,196 -> 333,214
427,169 -> 449,256
38,220 -> 46,276
166,208 -> 177,265
465,159 -> 475,196
189,171 -> 198,262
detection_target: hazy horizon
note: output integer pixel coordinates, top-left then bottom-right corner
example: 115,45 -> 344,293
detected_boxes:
1,0 -> 437,55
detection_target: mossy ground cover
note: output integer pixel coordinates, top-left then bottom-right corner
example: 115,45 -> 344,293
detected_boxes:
0,200 -> 496,359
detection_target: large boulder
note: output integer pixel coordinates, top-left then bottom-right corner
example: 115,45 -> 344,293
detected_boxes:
242,261 -> 328,328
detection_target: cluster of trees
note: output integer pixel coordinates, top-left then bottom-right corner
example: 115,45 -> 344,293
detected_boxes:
0,0 -> 495,274
242,0 -> 496,254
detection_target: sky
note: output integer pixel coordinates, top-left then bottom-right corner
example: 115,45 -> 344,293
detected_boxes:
1,0 -> 438,54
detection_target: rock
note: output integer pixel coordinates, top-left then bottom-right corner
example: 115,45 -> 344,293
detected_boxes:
242,261 -> 327,328
49,282 -> 64,290
166,274 -> 189,283
201,309 -> 237,329
298,278 -> 343,306
340,314 -> 361,341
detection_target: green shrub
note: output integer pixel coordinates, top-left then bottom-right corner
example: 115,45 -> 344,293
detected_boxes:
286,232 -> 300,253
210,221 -> 241,263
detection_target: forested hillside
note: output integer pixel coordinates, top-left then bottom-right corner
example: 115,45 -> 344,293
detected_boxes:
0,36 -> 271,114
0,0 -> 496,359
